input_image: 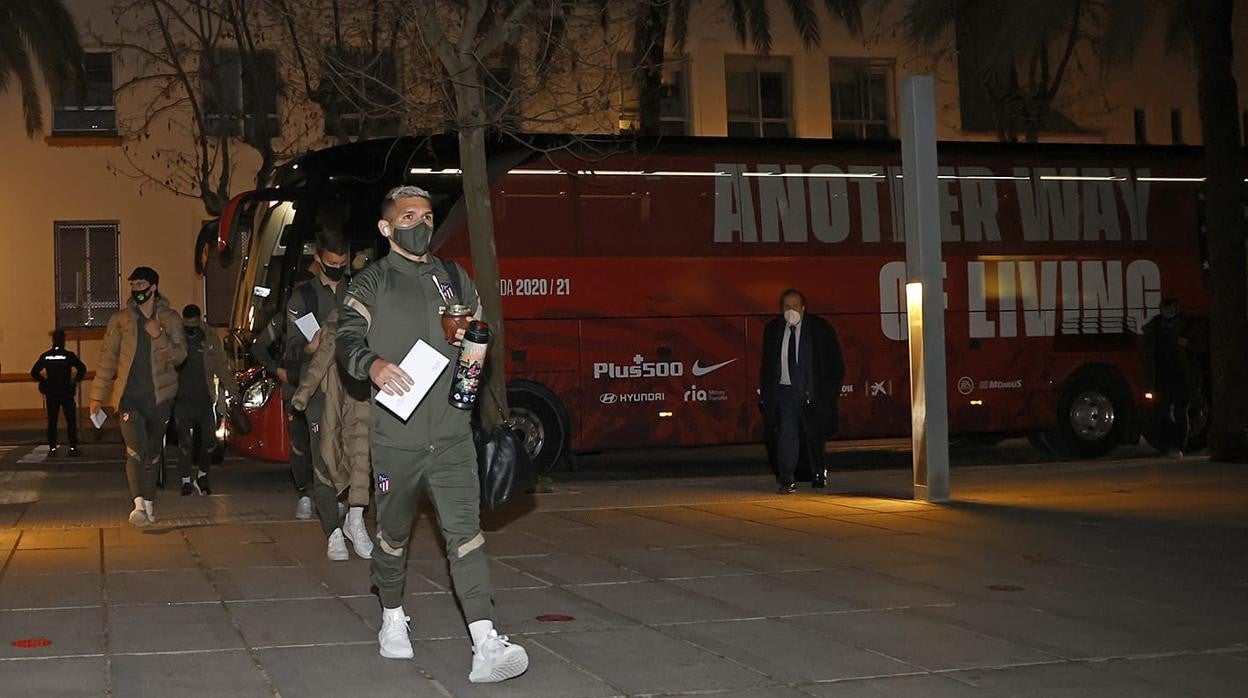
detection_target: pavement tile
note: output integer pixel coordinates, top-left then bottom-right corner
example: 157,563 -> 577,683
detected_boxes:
523,526 -> 644,554
949,661 -> 1176,697
695,689 -> 811,698
0,572 -> 103,609
495,586 -> 639,634
690,502 -> 811,521
4,547 -> 100,575
599,547 -> 743,580
306,560 -> 383,596
414,636 -> 622,698
227,597 -> 374,647
0,656 -> 107,697
759,498 -> 892,517
192,542 -> 298,568
694,519 -> 823,545
0,607 -> 105,658
670,573 -> 860,617
764,516 -> 902,539
208,565 -> 334,600
567,580 -> 751,625
483,530 -> 567,558
790,609 -> 1057,671
110,603 -> 244,653
628,505 -> 741,526
15,528 -> 100,550
667,618 -> 916,682
837,513 -> 959,534
102,526 -> 187,547
104,543 -> 199,571
256,643 -> 444,697
799,674 -> 977,697
1088,653 -> 1248,695
183,524 -> 274,546
688,543 -> 829,573
503,553 -> 648,585
105,570 -> 217,605
537,625 -> 771,694
778,568 -> 961,608
110,650 -> 272,698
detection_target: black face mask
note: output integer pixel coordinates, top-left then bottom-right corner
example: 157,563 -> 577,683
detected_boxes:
322,264 -> 346,282
132,288 -> 155,305
391,222 -> 433,256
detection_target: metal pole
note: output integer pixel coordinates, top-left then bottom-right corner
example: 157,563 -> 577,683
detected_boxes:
900,76 -> 950,502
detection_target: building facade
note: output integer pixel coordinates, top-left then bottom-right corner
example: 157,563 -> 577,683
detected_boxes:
1,0 -> 1245,415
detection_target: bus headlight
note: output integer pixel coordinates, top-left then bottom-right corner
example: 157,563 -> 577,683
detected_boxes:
242,378 -> 277,410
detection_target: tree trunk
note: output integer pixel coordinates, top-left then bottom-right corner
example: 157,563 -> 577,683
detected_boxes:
1193,0 -> 1248,461
633,0 -> 670,136
453,76 -> 509,431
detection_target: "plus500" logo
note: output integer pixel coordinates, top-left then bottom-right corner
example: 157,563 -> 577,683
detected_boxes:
593,355 -> 685,380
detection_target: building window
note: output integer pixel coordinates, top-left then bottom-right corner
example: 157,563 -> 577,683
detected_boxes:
54,222 -> 120,328
616,53 -> 690,135
1170,108 -> 1185,145
318,48 -> 401,139
201,48 -> 280,139
1133,108 -> 1148,144
725,55 -> 792,137
830,59 -> 893,140
53,52 -> 116,134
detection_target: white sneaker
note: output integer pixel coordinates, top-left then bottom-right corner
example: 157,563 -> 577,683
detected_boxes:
378,607 -> 414,659
343,508 -> 374,559
327,528 -> 349,561
469,629 -> 529,683
295,496 -> 313,520
129,497 -> 150,528
143,499 -> 155,523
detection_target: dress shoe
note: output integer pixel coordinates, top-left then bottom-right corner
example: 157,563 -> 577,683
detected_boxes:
776,483 -> 797,495
812,471 -> 827,489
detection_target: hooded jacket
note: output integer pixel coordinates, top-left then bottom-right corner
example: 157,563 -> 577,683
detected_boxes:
91,296 -> 188,408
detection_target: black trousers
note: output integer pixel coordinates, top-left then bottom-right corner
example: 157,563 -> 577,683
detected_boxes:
284,390 -> 313,498
774,385 -> 825,484
175,398 -> 218,477
45,394 -> 78,448
1159,390 -> 1190,451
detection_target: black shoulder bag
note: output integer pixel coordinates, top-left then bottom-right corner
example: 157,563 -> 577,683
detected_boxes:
438,259 -> 536,510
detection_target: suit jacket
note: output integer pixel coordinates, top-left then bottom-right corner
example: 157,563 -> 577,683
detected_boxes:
759,313 -> 846,435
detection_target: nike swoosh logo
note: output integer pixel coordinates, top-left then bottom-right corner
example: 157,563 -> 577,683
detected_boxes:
691,359 -> 736,377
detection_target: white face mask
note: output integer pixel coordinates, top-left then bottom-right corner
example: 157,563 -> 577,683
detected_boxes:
784,309 -> 802,326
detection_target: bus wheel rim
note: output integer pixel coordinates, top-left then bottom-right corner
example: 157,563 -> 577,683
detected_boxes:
508,406 -> 547,459
1070,390 -> 1115,442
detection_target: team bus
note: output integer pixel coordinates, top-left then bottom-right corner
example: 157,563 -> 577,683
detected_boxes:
217,135 -> 1210,471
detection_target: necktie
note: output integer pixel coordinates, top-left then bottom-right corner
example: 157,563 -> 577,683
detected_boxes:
787,325 -> 798,386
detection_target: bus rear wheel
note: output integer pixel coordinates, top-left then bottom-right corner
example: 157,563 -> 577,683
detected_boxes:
505,381 -> 570,475
1052,369 -> 1131,459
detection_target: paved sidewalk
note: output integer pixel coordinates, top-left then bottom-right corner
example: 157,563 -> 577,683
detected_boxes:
1,443 -> 1246,696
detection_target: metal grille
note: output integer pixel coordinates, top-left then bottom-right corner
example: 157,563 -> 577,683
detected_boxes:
54,222 -> 120,328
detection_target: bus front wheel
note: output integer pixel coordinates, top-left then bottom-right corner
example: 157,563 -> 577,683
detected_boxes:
1052,369 -> 1131,459
505,381 -> 570,475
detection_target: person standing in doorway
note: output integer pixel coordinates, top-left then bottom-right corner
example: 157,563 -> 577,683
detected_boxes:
89,267 -> 187,526
174,304 -> 239,495
759,289 -> 845,494
1142,298 -> 1206,458
31,329 -> 87,457
337,186 -> 528,682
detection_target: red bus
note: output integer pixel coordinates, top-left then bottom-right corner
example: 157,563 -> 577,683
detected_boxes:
219,135 -> 1210,470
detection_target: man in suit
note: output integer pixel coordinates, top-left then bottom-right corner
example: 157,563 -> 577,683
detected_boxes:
760,289 -> 845,494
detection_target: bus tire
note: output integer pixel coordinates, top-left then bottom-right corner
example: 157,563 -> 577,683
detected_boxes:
506,380 -> 570,475
1052,368 -> 1132,459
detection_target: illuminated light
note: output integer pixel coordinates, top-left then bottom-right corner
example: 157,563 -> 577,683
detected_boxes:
658,411 -> 674,418
648,170 -> 731,177
936,175 -> 1032,181
1137,176 -> 1205,183
1144,392 -> 1154,400
1038,175 -> 1126,182
409,167 -> 463,175
215,423 -> 229,440
970,399 -> 984,406
509,169 -> 566,175
576,169 -> 647,176
743,171 -> 884,179
253,286 -> 271,298
905,281 -> 923,313
291,163 -> 299,170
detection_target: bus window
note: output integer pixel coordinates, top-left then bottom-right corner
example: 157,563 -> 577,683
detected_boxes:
493,173 -> 577,257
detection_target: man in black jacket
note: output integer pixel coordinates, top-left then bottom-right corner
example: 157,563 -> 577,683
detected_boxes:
31,329 -> 88,457
759,289 -> 845,493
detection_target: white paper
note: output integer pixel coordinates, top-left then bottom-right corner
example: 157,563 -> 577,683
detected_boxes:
375,340 -> 450,422
90,408 -> 107,429
295,313 -> 320,342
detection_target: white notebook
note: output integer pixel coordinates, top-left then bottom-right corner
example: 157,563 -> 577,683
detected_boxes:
375,340 -> 450,421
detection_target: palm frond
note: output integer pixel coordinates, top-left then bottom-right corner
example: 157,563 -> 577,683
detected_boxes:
783,0 -> 822,49
0,0 -> 83,136
1096,0 -> 1160,66
746,0 -> 774,55
726,0 -> 751,47
822,0 -> 864,36
900,0 -> 963,48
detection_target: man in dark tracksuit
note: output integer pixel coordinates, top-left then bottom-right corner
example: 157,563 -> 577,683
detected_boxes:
285,229 -> 357,560
337,185 -> 528,683
174,305 -> 239,496
31,329 -> 87,456
1142,298 -> 1206,457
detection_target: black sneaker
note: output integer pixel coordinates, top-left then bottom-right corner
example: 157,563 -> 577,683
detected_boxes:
776,483 -> 797,495
47,446 -> 58,458
67,447 -> 80,457
194,475 -> 211,496
180,482 -> 193,496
